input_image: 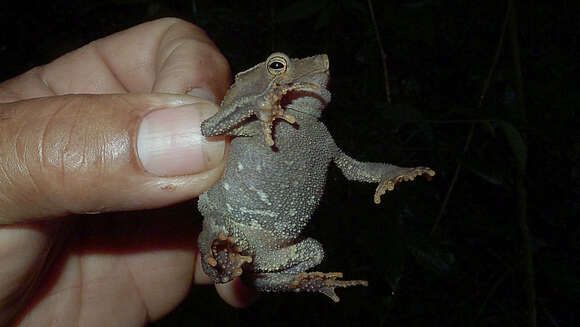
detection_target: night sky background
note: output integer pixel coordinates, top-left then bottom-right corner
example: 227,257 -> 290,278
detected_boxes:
1,0 -> 578,326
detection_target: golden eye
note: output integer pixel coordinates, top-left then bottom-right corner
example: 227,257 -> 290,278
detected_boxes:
266,55 -> 288,75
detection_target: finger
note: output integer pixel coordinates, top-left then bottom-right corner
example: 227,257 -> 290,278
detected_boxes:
0,18 -> 230,102
192,252 -> 256,307
193,253 -> 213,285
215,278 -> 257,308
0,93 -> 226,224
150,19 -> 231,100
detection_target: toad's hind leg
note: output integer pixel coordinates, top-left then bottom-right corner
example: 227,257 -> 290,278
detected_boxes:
247,237 -> 368,302
199,229 -> 252,284
252,272 -> 368,302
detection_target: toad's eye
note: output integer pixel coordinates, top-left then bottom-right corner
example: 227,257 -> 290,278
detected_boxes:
267,56 -> 288,75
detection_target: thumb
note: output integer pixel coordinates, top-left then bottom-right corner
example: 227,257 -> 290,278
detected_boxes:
0,93 -> 226,224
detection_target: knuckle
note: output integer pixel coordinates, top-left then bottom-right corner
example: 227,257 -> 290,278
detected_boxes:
35,96 -> 131,198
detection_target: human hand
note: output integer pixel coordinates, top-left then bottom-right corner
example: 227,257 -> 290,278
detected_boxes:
0,18 -> 253,327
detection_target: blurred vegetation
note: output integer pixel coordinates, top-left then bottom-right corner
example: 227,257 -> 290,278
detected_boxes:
1,0 -> 578,326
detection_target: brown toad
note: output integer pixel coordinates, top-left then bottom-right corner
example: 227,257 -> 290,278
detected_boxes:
197,52 -> 434,302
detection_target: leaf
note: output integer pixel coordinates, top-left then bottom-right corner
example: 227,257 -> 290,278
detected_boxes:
496,120 -> 527,173
378,216 -> 407,289
481,120 -> 496,137
408,242 -> 455,275
313,4 -> 334,30
345,0 -> 368,20
459,152 -> 510,187
274,0 -> 328,23
379,103 -> 425,127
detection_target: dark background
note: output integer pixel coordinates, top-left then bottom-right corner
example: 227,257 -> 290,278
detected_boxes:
1,0 -> 578,326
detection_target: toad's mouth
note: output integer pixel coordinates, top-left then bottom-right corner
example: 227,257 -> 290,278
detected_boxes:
283,71 -> 331,115
282,89 -> 330,117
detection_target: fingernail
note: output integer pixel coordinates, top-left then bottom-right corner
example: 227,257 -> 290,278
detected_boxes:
188,88 -> 217,103
137,103 -> 225,176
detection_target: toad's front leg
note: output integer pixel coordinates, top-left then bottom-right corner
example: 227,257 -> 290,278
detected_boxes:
200,81 -> 326,147
333,151 -> 435,204
254,82 -> 320,146
374,166 -> 435,204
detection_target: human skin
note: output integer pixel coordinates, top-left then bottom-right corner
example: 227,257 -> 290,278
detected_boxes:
0,18 -> 253,327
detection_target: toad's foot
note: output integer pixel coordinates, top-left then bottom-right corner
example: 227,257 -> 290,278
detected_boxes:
257,82 -> 320,146
207,232 -> 253,283
374,167 -> 436,204
290,272 -> 368,302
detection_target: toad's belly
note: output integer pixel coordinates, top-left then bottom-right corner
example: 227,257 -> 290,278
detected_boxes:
198,134 -> 332,238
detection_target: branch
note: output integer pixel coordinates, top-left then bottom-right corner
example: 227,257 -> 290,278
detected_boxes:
367,0 -> 391,103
